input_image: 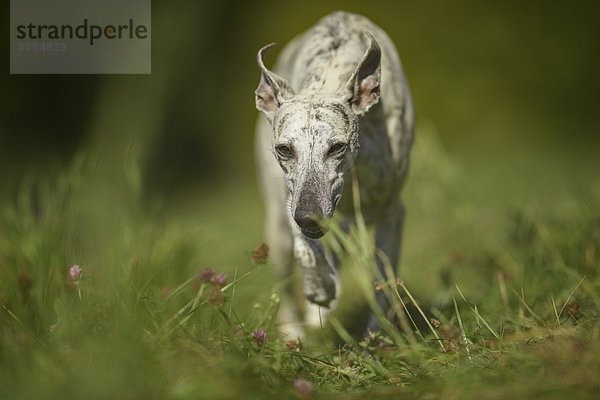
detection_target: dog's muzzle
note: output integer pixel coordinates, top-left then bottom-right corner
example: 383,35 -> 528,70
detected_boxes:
294,208 -> 327,239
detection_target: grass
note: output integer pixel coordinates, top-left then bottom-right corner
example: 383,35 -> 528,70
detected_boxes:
1,126 -> 599,399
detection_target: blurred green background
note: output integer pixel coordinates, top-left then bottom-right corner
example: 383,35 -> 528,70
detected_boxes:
1,0 -> 599,287
2,0 -> 599,185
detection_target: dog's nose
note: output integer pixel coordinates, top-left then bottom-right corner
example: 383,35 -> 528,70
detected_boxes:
294,208 -> 326,239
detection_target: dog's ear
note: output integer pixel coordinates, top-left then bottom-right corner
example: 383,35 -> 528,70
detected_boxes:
255,43 -> 294,120
343,32 -> 382,115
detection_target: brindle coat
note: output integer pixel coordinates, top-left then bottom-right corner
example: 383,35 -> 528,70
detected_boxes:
255,11 -> 414,337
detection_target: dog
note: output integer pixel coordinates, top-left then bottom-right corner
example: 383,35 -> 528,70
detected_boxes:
254,11 -> 414,338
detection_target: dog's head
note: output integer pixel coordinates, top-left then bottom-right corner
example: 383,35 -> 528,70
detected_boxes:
255,33 -> 381,239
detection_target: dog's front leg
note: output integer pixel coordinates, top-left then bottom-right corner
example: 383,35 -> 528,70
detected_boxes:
366,201 -> 405,334
293,232 -> 337,308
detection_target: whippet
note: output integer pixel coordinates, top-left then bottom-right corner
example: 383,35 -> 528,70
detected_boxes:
255,11 -> 415,337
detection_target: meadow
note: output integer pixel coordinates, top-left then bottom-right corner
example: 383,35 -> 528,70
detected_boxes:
1,122 -> 598,399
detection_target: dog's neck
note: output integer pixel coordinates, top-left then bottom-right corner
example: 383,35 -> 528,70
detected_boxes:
290,36 -> 367,96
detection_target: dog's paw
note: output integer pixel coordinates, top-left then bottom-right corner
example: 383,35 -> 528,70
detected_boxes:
303,272 -> 337,307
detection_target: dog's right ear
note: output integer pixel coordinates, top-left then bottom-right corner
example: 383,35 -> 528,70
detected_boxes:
255,43 -> 294,120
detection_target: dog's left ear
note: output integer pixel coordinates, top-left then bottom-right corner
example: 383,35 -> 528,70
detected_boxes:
343,32 -> 382,115
255,43 -> 295,121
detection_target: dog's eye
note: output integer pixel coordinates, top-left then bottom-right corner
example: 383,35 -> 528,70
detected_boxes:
275,144 -> 294,160
327,143 -> 347,158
